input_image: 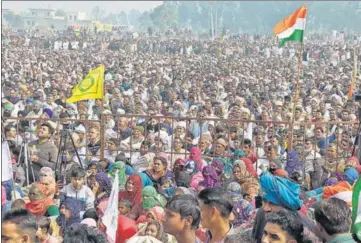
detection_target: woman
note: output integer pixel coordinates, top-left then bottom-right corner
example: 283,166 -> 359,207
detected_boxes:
285,150 -> 304,176
211,159 -> 225,179
198,166 -> 220,191
116,215 -> 137,243
187,161 -> 204,191
142,186 -> 167,210
25,183 -> 59,217
108,161 -> 127,190
173,158 -> 186,173
143,157 -> 173,189
92,172 -> 112,218
233,160 -> 257,188
39,167 -> 57,199
227,182 -> 253,228
186,147 -> 207,171
56,197 -> 86,235
118,174 -> 143,220
143,220 -> 171,242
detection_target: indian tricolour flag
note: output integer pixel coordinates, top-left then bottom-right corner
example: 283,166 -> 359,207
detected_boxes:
352,175 -> 361,240
273,5 -> 307,47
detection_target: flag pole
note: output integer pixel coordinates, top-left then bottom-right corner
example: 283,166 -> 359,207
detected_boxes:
288,38 -> 304,152
100,69 -> 105,160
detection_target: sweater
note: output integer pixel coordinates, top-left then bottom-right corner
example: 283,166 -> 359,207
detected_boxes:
60,184 -> 95,210
28,140 -> 58,183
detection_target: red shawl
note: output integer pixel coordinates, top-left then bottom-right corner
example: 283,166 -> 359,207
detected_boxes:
118,174 -> 143,206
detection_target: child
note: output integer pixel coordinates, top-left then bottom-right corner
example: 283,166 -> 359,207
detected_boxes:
37,216 -> 60,243
60,167 -> 95,211
118,199 -> 132,216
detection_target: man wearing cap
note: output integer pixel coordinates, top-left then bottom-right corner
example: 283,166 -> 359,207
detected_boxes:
28,122 -> 58,183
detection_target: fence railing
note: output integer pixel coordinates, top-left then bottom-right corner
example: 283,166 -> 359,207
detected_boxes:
4,115 -> 359,171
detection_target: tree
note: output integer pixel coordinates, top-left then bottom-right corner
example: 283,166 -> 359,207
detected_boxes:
150,4 -> 178,31
55,9 -> 66,17
3,12 -> 24,28
91,5 -> 106,21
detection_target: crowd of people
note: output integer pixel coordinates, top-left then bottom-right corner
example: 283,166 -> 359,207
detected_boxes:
1,26 -> 361,243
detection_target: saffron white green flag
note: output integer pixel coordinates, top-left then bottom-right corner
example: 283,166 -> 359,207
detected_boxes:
352,175 -> 361,240
102,170 -> 119,242
273,5 -> 307,47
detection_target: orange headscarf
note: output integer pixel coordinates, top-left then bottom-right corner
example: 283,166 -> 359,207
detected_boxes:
25,183 -> 55,216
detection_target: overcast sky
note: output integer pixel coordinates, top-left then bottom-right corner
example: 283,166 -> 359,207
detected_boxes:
2,1 -> 163,14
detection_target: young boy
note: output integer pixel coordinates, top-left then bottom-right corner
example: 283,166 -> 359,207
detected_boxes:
37,216 -> 60,243
60,167 -> 95,210
118,199 -> 132,216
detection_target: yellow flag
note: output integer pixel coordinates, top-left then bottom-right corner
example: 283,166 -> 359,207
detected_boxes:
66,65 -> 104,103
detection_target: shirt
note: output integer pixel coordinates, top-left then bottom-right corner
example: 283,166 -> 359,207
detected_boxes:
329,233 -> 356,243
205,224 -> 245,243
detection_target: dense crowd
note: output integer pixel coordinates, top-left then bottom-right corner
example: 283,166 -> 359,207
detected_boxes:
1,27 -> 361,243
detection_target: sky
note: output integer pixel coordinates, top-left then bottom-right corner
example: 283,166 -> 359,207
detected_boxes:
2,1 -> 163,14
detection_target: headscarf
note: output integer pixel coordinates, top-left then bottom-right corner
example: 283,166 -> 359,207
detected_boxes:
185,160 -> 198,177
25,183 -> 55,216
173,158 -> 185,173
174,187 -> 195,196
147,206 -> 165,221
343,167 -> 359,185
56,197 -> 86,229
199,166 -> 220,188
119,174 -> 143,206
231,198 -> 253,228
139,172 -> 154,188
227,182 -> 243,202
39,167 -> 55,180
108,161 -> 127,188
233,149 -> 245,161
40,175 -> 57,199
285,150 -> 304,176
174,171 -> 191,187
145,220 -> 167,242
233,160 -> 253,182
95,172 -> 112,195
322,181 -> 353,201
142,186 -> 166,210
189,147 -> 202,165
211,159 -> 225,177
260,172 -> 303,211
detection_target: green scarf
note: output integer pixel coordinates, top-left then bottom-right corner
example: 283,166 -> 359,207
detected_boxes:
108,161 -> 126,189
142,186 -> 166,210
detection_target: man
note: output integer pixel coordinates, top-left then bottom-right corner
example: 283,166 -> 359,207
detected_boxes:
2,209 -> 38,243
163,194 -> 201,243
4,124 -> 23,147
198,187 -> 243,243
262,209 -> 304,243
131,140 -> 155,173
314,198 -> 356,243
28,122 -> 58,183
302,138 -> 324,190
252,172 -> 322,243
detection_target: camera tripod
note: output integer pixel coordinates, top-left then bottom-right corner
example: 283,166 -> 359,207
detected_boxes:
54,129 -> 84,183
17,136 -> 35,186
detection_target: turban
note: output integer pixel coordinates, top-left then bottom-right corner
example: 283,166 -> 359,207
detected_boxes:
343,167 -> 359,185
43,108 -> 53,118
260,172 -> 303,211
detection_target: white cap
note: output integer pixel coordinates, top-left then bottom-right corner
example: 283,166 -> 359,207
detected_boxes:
74,124 -> 86,134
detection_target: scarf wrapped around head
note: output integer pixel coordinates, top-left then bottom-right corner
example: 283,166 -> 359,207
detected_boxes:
119,174 -> 143,206
322,181 -> 353,202
189,147 -> 202,163
142,186 -> 166,210
199,165 -> 220,188
25,183 -> 55,216
185,161 -> 198,177
233,149 -> 245,161
108,161 -> 127,189
260,172 -> 303,211
211,159 -> 225,177
173,158 -> 185,173
231,199 -> 253,228
39,167 -> 55,180
56,197 -> 86,229
285,150 -> 303,176
227,182 -> 243,202
343,167 -> 359,185
95,172 -> 112,195
145,220 -> 167,242
147,206 -> 165,221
